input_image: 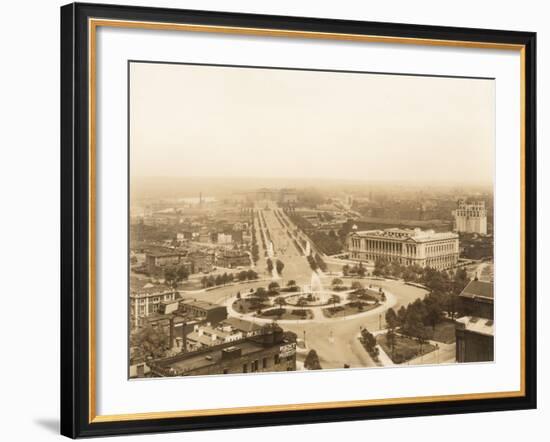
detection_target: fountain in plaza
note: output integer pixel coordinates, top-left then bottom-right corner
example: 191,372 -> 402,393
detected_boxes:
300,272 -> 331,304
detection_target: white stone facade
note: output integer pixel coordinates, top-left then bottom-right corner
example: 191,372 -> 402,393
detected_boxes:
347,227 -> 459,270
453,200 -> 488,234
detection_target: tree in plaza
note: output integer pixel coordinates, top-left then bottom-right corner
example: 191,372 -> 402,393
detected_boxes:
287,280 -> 297,288
304,349 -> 322,370
351,281 -> 363,291
452,268 -> 470,294
357,261 -> 366,277
200,276 -> 208,288
361,328 -> 377,354
130,323 -> 169,360
307,255 -> 318,271
342,264 -> 350,276
445,267 -> 470,319
384,307 -> 399,358
296,297 -> 308,307
331,278 -> 344,289
274,296 -> 286,308
268,281 -> 280,292
163,267 -> 178,288
397,305 -> 407,325
255,287 -> 268,300
246,269 -> 258,280
423,293 -> 445,330
401,301 -> 428,341
385,308 -> 399,330
176,265 -> 189,282
314,253 -> 328,272
276,259 -> 285,275
389,261 -> 403,278
328,294 -> 341,308
266,258 -> 274,273
385,328 -> 396,359
403,307 -> 429,356
373,258 -> 388,277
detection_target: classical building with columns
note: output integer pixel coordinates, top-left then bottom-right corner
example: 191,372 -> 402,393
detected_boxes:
453,200 -> 488,234
346,227 -> 459,270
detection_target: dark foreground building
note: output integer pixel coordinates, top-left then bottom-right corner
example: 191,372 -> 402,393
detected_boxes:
455,280 -> 494,362
148,324 -> 296,377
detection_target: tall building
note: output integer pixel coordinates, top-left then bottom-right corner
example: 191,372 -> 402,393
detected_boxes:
346,227 -> 459,270
453,200 -> 487,234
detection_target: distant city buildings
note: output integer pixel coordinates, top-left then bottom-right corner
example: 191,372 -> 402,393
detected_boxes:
346,227 -> 459,270
453,200 -> 488,234
247,188 -> 298,203
145,250 -> 214,274
145,251 -> 189,274
455,280 -> 494,362
216,250 -> 250,268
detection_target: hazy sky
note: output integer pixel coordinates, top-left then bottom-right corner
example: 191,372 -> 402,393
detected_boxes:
130,62 -> 494,184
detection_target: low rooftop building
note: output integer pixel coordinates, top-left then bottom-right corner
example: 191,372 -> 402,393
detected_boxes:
148,325 -> 296,377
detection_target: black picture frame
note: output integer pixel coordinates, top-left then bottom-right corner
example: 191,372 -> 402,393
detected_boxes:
61,2 -> 537,438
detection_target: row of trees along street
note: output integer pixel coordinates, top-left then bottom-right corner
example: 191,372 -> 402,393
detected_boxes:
267,258 -> 285,275
200,270 -> 259,288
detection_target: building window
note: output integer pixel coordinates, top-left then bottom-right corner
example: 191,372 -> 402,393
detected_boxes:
262,357 -> 268,369
274,354 -> 280,364
243,363 -> 248,373
223,368 -> 228,374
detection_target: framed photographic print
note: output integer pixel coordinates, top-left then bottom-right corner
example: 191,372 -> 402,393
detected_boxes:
60,2 -> 537,438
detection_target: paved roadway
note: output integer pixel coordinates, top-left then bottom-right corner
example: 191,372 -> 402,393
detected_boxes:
183,207 -> 429,370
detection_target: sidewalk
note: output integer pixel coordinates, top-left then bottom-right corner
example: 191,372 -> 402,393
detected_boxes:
375,344 -> 395,366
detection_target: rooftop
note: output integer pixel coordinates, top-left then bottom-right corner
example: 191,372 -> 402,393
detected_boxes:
456,316 -> 494,336
221,317 -> 261,333
181,298 -> 225,311
459,280 -> 494,300
351,227 -> 458,243
152,340 -> 268,374
130,285 -> 175,296
146,250 -> 187,258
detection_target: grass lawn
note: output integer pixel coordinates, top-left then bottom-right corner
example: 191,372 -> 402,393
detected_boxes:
399,320 -> 457,344
232,298 -> 268,314
322,302 -> 378,318
258,308 -> 313,320
177,280 -> 203,290
428,320 -> 457,344
378,333 -> 436,364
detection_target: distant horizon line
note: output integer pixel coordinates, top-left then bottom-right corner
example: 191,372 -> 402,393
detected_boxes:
131,175 -> 494,187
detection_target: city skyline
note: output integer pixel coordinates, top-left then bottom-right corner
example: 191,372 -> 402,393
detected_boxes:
129,60 -> 495,379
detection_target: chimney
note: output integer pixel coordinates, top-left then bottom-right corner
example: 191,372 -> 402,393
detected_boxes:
181,322 -> 187,353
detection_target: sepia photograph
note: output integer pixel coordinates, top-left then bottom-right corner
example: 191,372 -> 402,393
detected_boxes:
128,60 -> 495,379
